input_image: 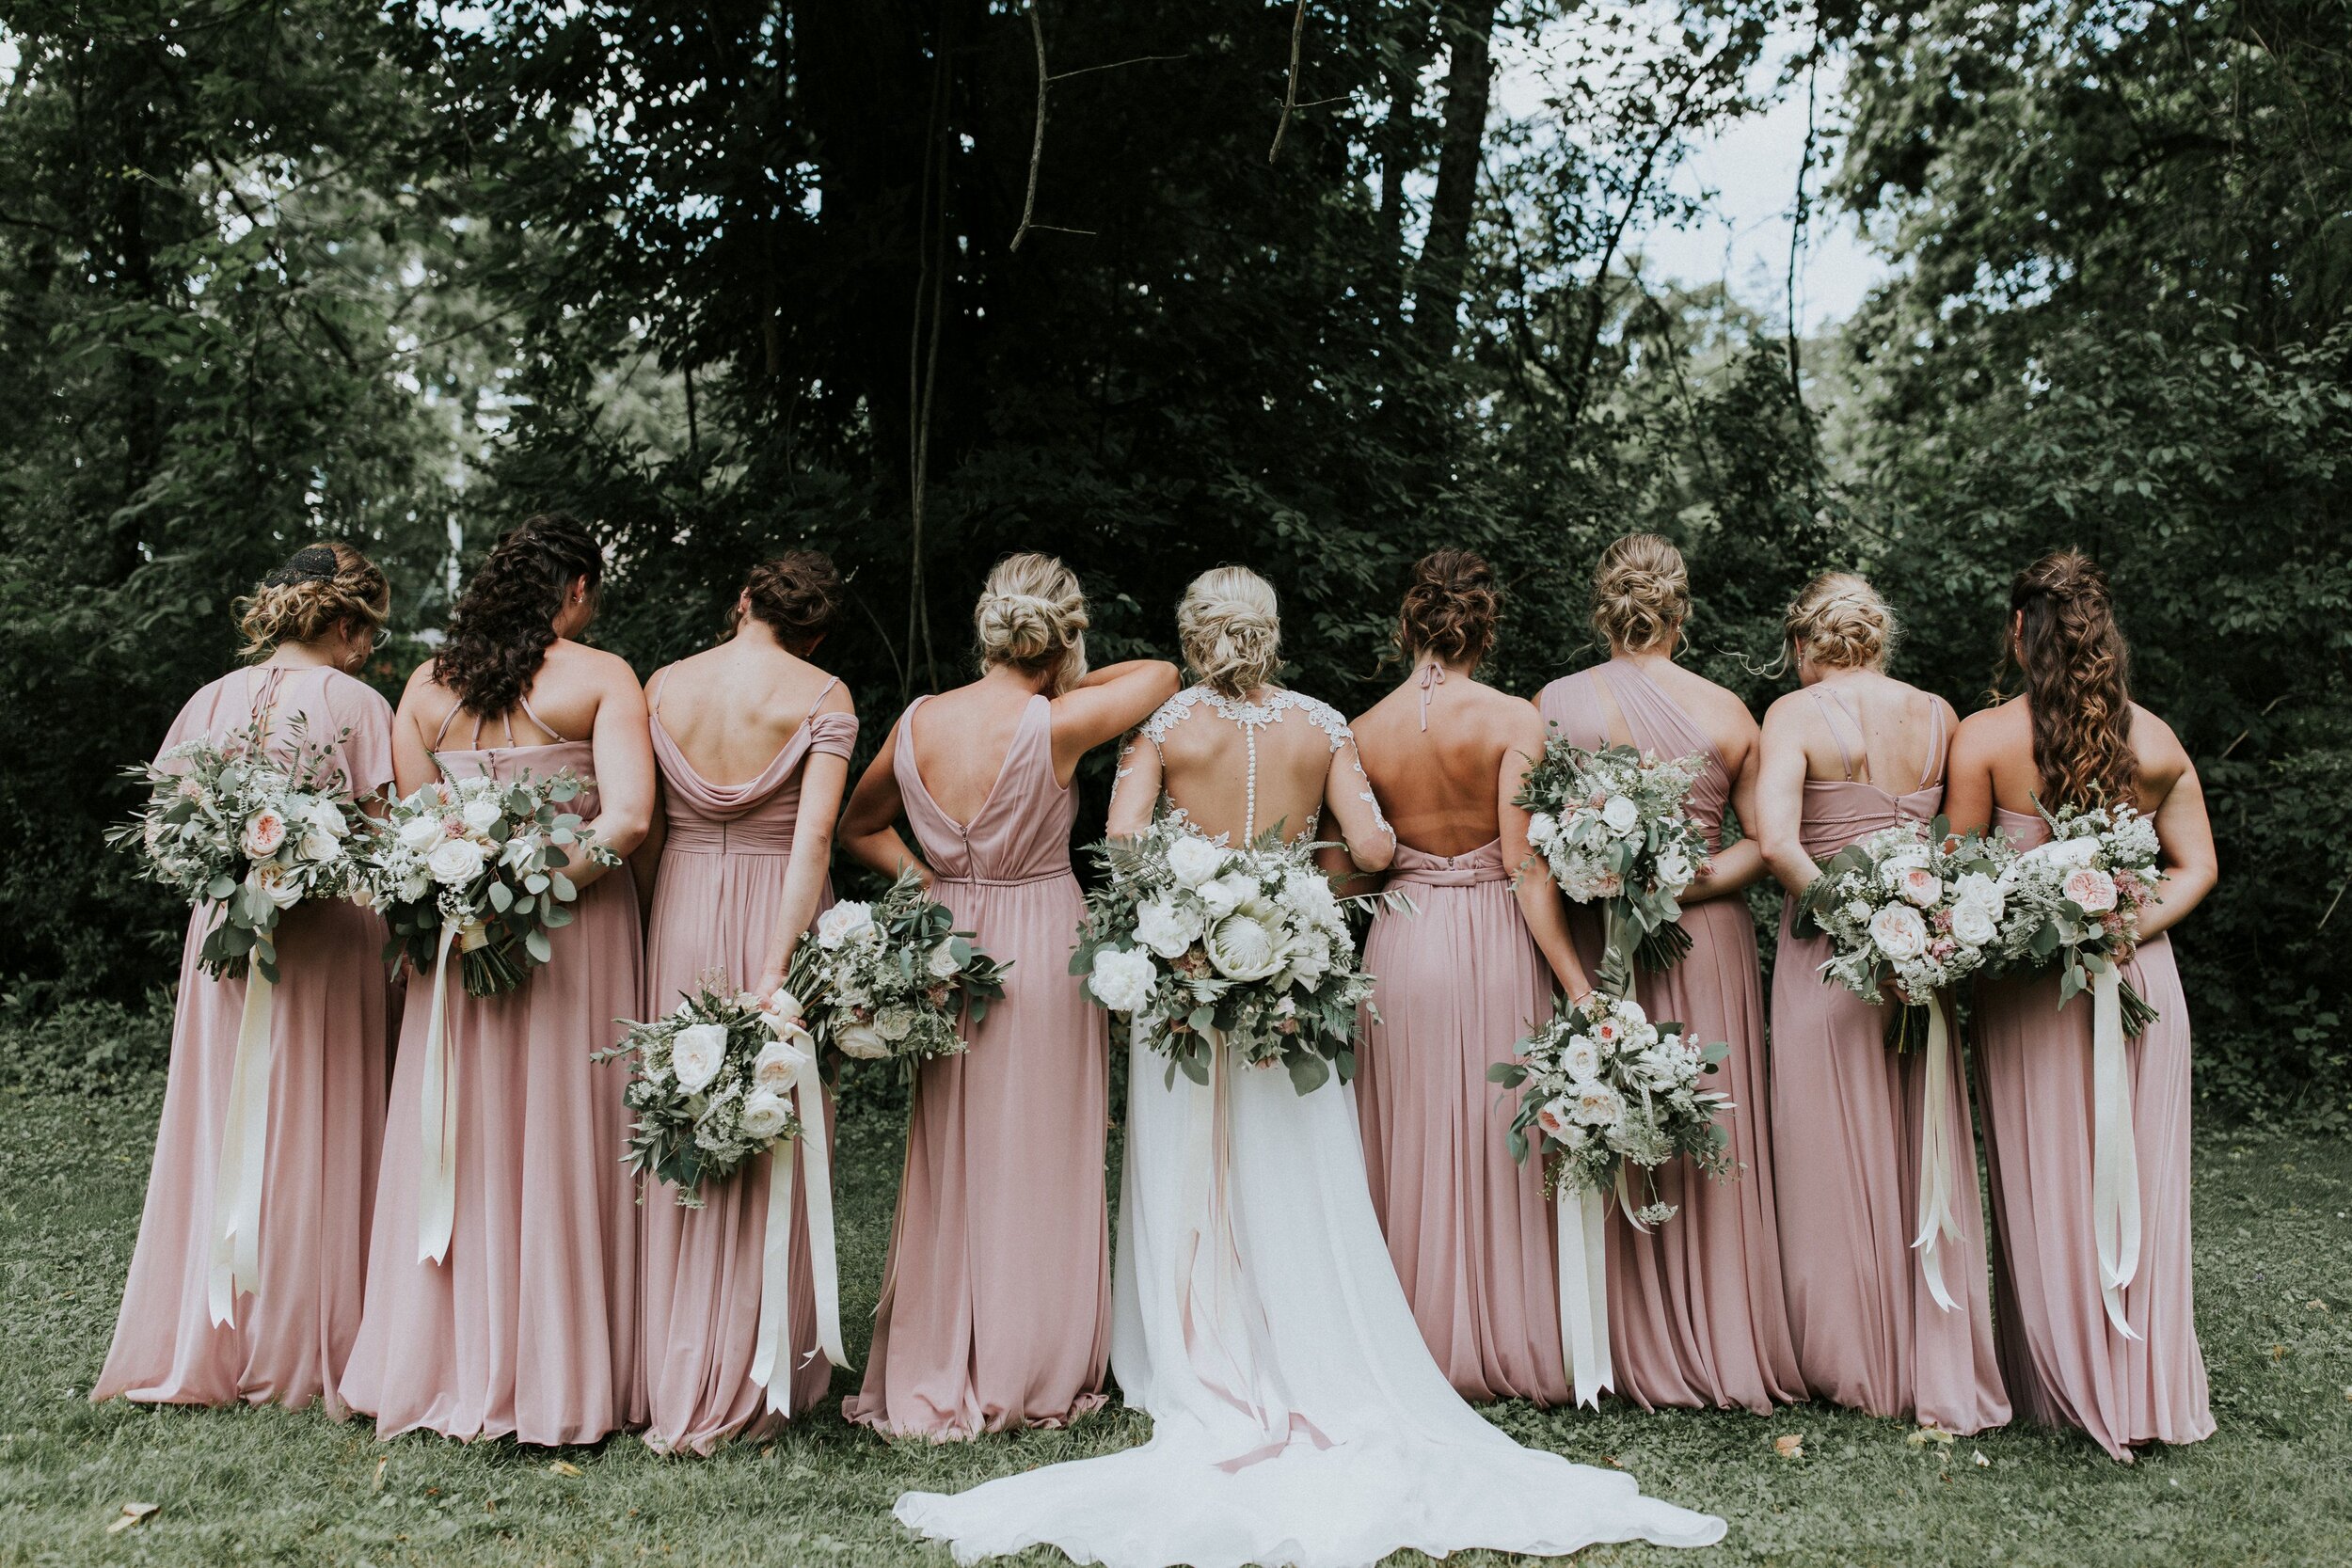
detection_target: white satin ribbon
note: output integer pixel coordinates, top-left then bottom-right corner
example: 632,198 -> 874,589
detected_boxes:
207,969 -> 275,1327
1911,996 -> 1964,1314
2090,962 -> 2143,1340
416,919 -> 461,1264
750,1069 -> 847,1409
1556,1180 -> 1613,1408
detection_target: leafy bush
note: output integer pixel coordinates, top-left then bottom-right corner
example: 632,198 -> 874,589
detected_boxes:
0,996 -> 173,1098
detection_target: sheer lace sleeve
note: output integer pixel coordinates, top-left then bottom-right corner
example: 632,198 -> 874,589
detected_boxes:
1106,728 -> 1166,836
1322,730 -> 1396,873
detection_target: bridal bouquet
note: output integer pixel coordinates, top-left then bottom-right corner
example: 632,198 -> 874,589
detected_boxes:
108,715 -> 366,981
1072,816 -> 1393,1096
1991,800 -> 2166,1036
1795,817 -> 2011,1053
605,982 -> 816,1202
1488,991 -> 1731,1224
786,867 -> 1009,1076
357,768 -> 619,997
1518,740 -> 1713,994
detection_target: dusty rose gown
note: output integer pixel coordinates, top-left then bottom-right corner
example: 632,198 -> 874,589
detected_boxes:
1972,807 -> 2211,1459
846,692 -> 1111,1437
1357,839 -> 1567,1404
95,666 -> 394,1415
1541,659 -> 1804,1414
1769,688 -> 2009,1433
634,674 -> 856,1453
339,697 -> 643,1445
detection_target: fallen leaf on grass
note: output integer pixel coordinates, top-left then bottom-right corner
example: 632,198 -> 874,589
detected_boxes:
1772,1434 -> 1804,1460
2307,1300 -> 2329,1313
548,1460 -> 583,1478
2272,1344 -> 2289,1361
1907,1426 -> 1956,1448
1601,1455 -> 1624,1469
105,1503 -> 159,1535
371,1457 -> 387,1493
1973,1451 -> 1991,1468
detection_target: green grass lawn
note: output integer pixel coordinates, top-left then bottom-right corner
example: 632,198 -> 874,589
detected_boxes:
3,1081 -> 2348,1567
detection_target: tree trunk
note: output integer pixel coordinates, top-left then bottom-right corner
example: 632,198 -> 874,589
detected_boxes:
1413,0 -> 1499,357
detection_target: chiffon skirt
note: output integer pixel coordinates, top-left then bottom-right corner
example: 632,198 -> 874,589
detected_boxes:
93,897 -> 390,1415
340,875 -> 643,1445
1973,934 -> 2213,1458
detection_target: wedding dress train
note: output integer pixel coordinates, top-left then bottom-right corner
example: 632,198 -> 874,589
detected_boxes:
897,1030 -> 1726,1567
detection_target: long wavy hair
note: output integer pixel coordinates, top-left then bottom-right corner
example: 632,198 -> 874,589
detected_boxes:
433,514 -> 603,718
2001,549 -> 2137,809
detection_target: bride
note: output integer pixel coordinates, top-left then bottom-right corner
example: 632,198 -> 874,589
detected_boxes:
896,568 -> 1724,1567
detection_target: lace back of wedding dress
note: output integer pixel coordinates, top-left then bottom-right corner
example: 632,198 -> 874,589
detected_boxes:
1124,686 -> 1363,845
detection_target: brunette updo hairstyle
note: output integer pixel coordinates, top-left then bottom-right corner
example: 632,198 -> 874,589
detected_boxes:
1590,533 -> 1689,654
1783,571 -> 1895,672
1397,548 -> 1500,666
434,513 -> 604,718
2006,549 -> 2137,809
1178,566 -> 1283,698
234,542 -> 390,660
741,550 -> 842,657
974,552 -> 1089,695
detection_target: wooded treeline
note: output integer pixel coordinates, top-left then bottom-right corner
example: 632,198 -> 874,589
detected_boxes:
1,0 -> 2344,1122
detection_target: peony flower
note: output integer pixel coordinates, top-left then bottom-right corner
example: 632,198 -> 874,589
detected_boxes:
1167,833 -> 1227,889
1202,911 -> 1287,981
2064,866 -> 2119,914
670,1022 -> 729,1093
737,1088 -> 792,1143
1600,794 -> 1640,834
426,835 -> 487,887
1534,1097 -> 1579,1139
1868,902 -> 1929,961
1569,1082 -> 1627,1128
815,900 -> 877,950
751,1036 -> 817,1095
1895,866 -> 1943,909
461,798 -> 503,833
1133,896 -> 1203,960
1088,946 -> 1159,1013
241,808 -> 288,860
835,1020 -> 892,1060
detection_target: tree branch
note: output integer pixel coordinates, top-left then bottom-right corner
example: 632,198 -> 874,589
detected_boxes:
1269,0 -> 1310,164
1010,1 -> 1049,253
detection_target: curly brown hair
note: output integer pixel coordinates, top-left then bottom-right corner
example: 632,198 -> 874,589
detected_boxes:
433,514 -> 603,718
2004,549 -> 2137,809
1396,548 -> 1499,666
741,550 -> 842,656
234,542 -> 390,659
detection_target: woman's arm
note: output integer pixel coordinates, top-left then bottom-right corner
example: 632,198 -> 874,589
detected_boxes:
632,784 -> 667,913
1050,660 -> 1184,784
1684,713 -> 1767,903
1321,737 -> 1396,875
1104,732 -> 1163,838
837,720 -> 930,883
568,654 -> 655,889
2138,740 -> 2217,942
755,749 -> 852,995
1756,696 -> 1821,897
1502,705 -> 1594,1003
1940,710 -> 2000,840
390,663 -> 446,799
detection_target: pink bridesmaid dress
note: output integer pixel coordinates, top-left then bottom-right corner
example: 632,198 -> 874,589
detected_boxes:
1357,840 -> 1567,1404
1540,660 -> 1804,1413
1972,806 -> 2212,1459
635,674 -> 857,1453
95,666 -> 394,1415
1769,689 -> 2009,1432
845,692 -> 1110,1437
339,697 -> 643,1445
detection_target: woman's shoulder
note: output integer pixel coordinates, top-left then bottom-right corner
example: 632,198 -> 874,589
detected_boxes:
315,667 -> 395,722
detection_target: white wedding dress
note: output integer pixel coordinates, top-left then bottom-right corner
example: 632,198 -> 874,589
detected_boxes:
896,689 -> 1725,1568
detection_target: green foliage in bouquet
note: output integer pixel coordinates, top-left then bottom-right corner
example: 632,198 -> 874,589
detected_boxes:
600,981 -> 808,1204
787,867 -> 1009,1083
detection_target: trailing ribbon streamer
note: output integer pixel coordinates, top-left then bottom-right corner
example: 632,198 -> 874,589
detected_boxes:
749,1068 -> 847,1410
1910,995 -> 1963,1314
1555,1181 -> 1613,1408
416,919 -> 461,1264
207,969 -> 276,1327
2090,962 -> 2143,1340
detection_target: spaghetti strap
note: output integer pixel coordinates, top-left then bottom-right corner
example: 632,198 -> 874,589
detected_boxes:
1919,697 -> 1948,791
429,698 -> 463,749
1810,687 -> 1861,781
647,669 -> 672,716
515,691 -> 558,744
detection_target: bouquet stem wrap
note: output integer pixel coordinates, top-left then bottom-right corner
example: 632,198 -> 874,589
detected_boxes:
417,919 -> 461,1264
749,1067 -> 848,1409
2090,962 -> 2143,1340
1911,996 -> 1963,1314
206,972 -> 276,1327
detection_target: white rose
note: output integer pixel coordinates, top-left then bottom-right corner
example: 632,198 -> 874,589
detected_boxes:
426,836 -> 487,887
298,828 -> 344,864
1843,897 -> 1874,926
1132,897 -> 1202,960
461,798 -> 504,833
1881,842 -> 1931,876
874,1005 -> 914,1041
751,1036 -> 817,1094
244,861 -> 303,911
669,1022 -> 729,1093
396,814 -> 443,851
1166,833 -> 1226,889
1527,812 -> 1559,850
1952,872 -> 2005,921
1949,900 -> 1998,947
835,1021 -> 892,1060
1569,1082 -> 1626,1128
1203,911 -> 1287,981
1600,794 -> 1641,834
500,832 -> 541,870
927,939 -> 963,979
398,870 -> 432,904
1867,903 -> 1929,961
1562,1037 -> 1602,1083
815,901 -> 877,950
1088,947 -> 1159,1013
1654,845 -> 1694,893
737,1088 -> 792,1143
1199,871 -> 1257,918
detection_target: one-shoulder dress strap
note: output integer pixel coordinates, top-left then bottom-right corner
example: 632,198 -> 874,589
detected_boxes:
1810,686 -> 1862,781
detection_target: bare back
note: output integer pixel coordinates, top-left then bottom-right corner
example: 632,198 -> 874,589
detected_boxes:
649,641 -> 850,787
1353,670 -> 1534,857
1959,697 -> 2189,823
1764,670 -> 1954,792
907,680 -> 1057,828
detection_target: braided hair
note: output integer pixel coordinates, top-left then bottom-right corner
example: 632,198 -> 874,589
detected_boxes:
432,514 -> 603,718
233,543 -> 389,659
2004,550 -> 2137,809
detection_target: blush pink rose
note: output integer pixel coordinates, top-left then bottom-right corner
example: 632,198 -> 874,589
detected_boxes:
2064,866 -> 2119,914
1897,866 -> 1943,908
240,808 -> 287,859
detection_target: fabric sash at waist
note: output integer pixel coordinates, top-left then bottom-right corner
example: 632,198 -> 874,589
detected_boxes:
932,867 -> 1073,889
663,821 -> 800,855
1388,862 -> 1508,888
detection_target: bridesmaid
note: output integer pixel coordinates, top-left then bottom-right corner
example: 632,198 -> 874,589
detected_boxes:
1538,534 -> 1804,1414
1352,549 -> 1581,1405
1756,572 -> 2008,1433
1947,551 -> 2217,1461
839,552 -> 1179,1438
94,544 -> 395,1415
633,552 -> 858,1453
341,514 -> 654,1445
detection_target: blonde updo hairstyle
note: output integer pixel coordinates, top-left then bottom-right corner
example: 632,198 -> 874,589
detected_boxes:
974,551 -> 1089,695
1178,566 -> 1282,699
1591,533 -> 1690,653
234,542 -> 391,661
1784,571 -> 1895,672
